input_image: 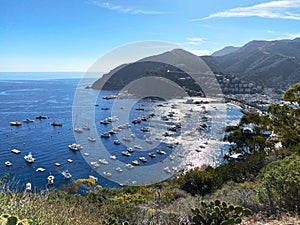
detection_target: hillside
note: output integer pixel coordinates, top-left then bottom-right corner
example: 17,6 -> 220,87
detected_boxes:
202,38 -> 300,90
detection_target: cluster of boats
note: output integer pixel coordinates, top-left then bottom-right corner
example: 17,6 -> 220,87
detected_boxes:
10,115 -> 64,127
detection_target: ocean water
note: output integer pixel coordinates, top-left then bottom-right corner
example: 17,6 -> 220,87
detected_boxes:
0,74 -> 243,191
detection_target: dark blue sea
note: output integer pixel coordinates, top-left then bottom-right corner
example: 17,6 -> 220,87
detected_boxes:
0,73 -> 243,191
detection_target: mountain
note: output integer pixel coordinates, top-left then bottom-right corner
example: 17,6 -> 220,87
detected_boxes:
211,46 -> 240,57
92,49 -> 218,97
202,38 -> 300,89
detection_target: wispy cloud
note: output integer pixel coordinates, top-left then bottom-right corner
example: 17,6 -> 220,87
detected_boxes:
282,32 -> 300,39
191,0 -> 300,21
187,37 -> 205,45
88,0 -> 169,15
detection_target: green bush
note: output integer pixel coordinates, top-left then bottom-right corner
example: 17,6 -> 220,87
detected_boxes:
257,156 -> 300,213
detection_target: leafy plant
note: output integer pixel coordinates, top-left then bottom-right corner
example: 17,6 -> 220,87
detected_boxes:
191,200 -> 251,225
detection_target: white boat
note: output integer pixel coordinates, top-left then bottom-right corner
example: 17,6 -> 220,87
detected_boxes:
90,161 -> 100,168
54,162 -> 61,167
74,128 -> 83,133
127,147 -> 134,152
24,152 -> 35,163
116,167 -> 123,172
122,137 -> 131,142
68,143 -> 83,151
103,171 -> 112,177
10,121 -> 22,126
62,170 -> 72,179
156,150 -> 166,155
83,152 -> 90,156
110,155 -> 117,160
132,160 -> 140,166
47,174 -> 54,185
134,145 -> 143,150
23,118 -> 35,123
148,152 -> 156,158
100,119 -> 111,125
11,149 -> 21,154
145,138 -> 153,144
122,151 -> 131,157
130,133 -> 136,138
89,175 -> 98,182
88,137 -> 96,142
67,159 -> 73,163
5,161 -> 12,167
36,167 -> 46,172
101,132 -> 110,138
99,159 -> 108,165
139,157 -> 147,162
114,140 -> 121,145
82,125 -> 90,130
125,164 -> 134,169
25,182 -> 32,191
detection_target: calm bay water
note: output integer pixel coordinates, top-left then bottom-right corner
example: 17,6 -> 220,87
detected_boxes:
0,73 -> 243,191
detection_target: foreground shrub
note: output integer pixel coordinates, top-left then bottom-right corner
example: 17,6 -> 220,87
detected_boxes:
257,156 -> 300,214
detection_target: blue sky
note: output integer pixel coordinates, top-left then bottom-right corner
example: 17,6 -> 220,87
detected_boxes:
1,0 -> 300,72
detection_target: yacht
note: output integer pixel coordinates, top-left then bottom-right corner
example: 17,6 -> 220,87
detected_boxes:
74,128 -> 83,133
10,121 -> 22,126
88,137 -> 96,142
114,140 -> 121,145
11,149 -> 21,154
25,182 -> 32,192
101,132 -> 110,138
132,160 -> 140,166
122,151 -> 131,157
148,152 -> 156,158
23,118 -> 35,123
24,152 -> 35,163
36,167 -> 46,172
134,145 -> 143,150
68,143 -> 83,151
156,150 -> 166,155
125,163 -> 134,169
110,155 -> 117,160
62,170 -> 72,179
99,159 -> 108,165
103,171 -> 112,177
47,174 -> 55,185
116,167 -> 123,172
5,161 -> 12,167
139,157 -> 147,162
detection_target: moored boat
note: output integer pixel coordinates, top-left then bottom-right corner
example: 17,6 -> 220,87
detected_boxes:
88,137 -> 96,142
47,174 -> 55,185
5,161 -> 12,167
51,122 -> 62,126
68,143 -> 83,151
24,152 -> 35,163
62,170 -> 72,179
132,160 -> 140,166
122,151 -> 131,157
125,164 -> 134,169
114,140 -> 121,145
10,121 -> 22,126
11,149 -> 21,154
23,118 -> 35,123
139,157 -> 147,162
